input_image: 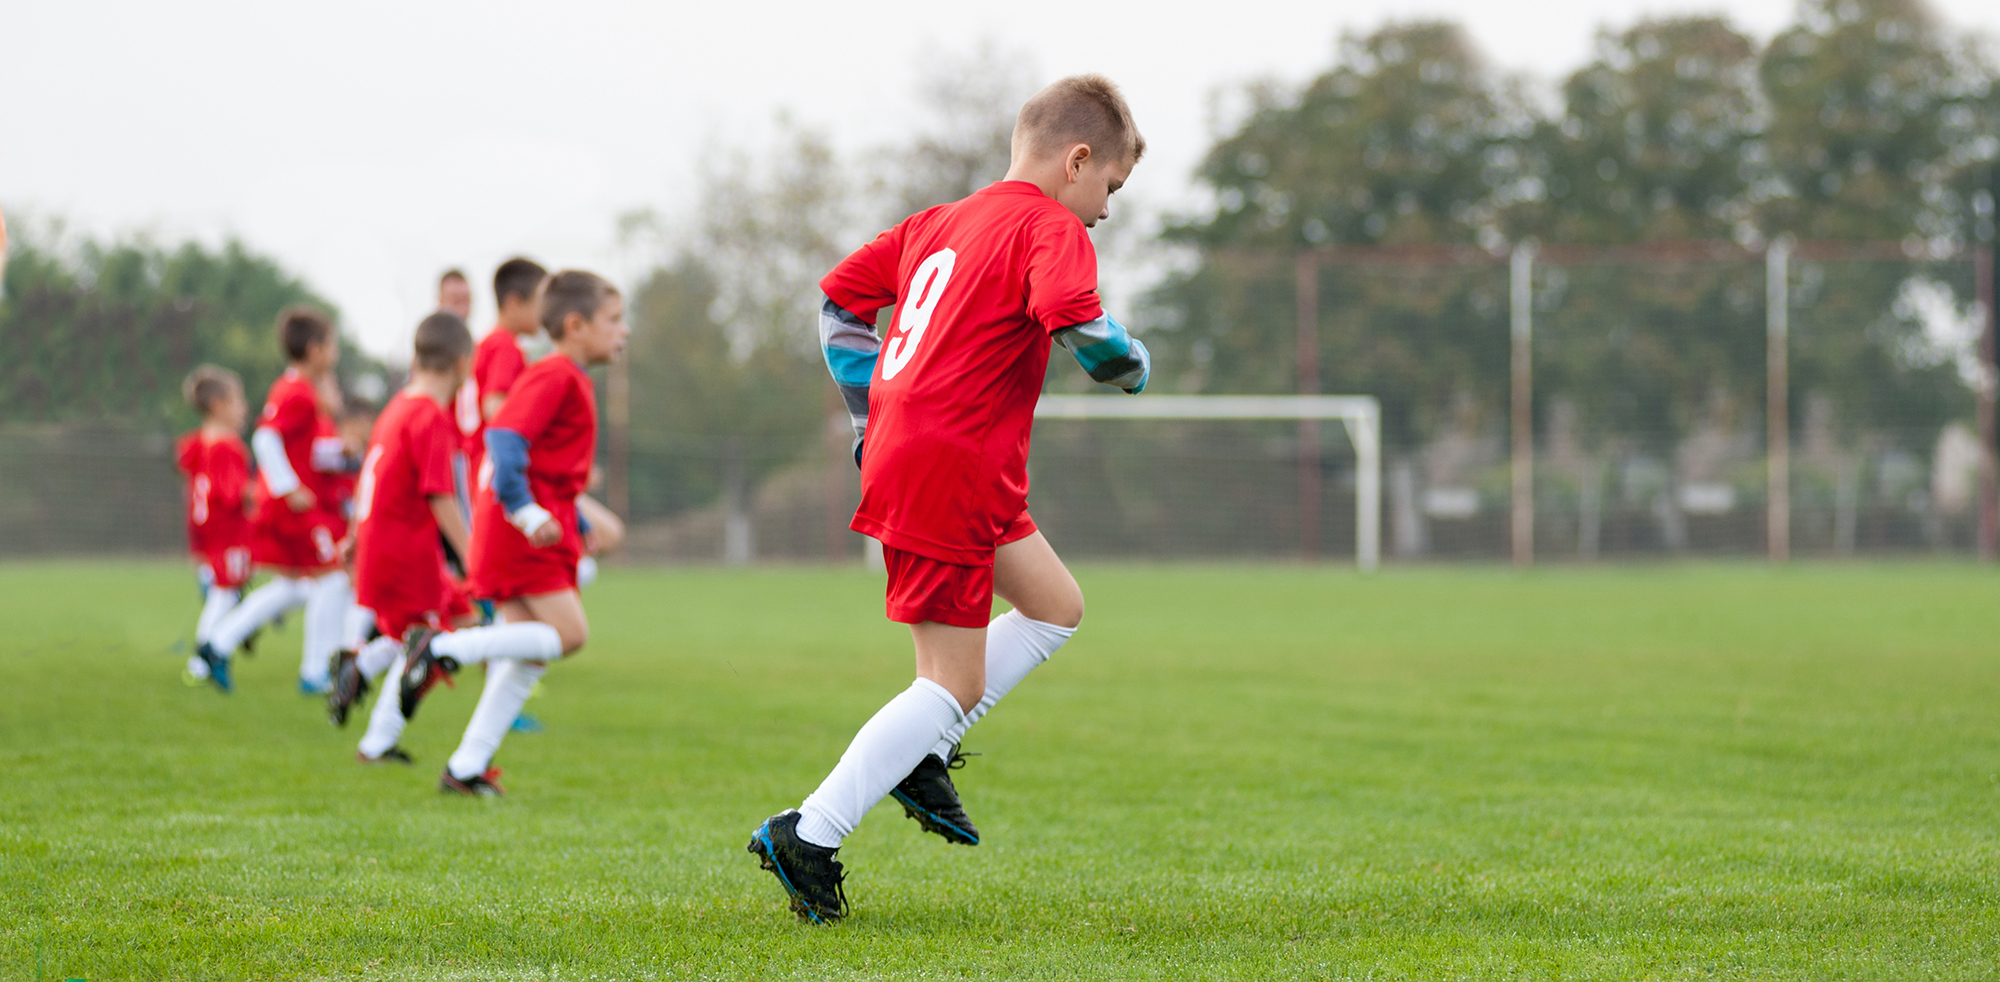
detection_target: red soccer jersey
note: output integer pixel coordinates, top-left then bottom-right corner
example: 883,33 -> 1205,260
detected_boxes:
353,391 -> 459,621
469,354 -> 597,600
456,327 -> 529,475
252,368 -> 347,518
821,180 -> 1104,565
176,430 -> 253,556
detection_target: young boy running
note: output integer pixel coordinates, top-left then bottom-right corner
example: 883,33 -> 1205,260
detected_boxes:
175,365 -> 254,682
401,270 -> 627,795
340,312 -> 565,766
748,75 -> 1152,923
195,307 -> 358,695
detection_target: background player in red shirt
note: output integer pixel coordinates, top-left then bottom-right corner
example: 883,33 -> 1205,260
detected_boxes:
175,365 -> 254,683
401,270 -> 627,795
195,307 -> 359,695
456,257 -> 547,499
749,75 -> 1153,923
339,312 -> 564,767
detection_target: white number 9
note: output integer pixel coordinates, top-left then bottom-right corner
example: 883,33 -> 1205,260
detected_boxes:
881,248 -> 956,381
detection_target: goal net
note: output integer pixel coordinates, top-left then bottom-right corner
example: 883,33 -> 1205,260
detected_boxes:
1026,395 -> 1381,570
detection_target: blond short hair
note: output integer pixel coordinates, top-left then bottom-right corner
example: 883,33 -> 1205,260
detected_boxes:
183,364 -> 242,416
1014,74 -> 1146,165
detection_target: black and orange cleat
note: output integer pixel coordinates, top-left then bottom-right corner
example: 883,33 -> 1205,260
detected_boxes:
357,746 -> 414,765
439,766 -> 505,796
326,648 -> 369,726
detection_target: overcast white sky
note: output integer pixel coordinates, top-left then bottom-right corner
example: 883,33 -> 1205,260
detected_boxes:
5,0 -> 1996,358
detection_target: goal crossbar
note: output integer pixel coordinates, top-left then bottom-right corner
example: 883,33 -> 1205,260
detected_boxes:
1034,395 -> 1381,570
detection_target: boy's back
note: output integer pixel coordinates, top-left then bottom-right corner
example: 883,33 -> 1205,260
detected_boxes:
821,181 -> 1103,566
354,391 -> 459,622
177,429 -> 253,578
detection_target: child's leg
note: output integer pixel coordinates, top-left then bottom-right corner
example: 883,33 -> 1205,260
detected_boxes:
794,623 -> 977,849
441,591 -> 582,782
206,575 -> 311,655
927,532 -> 1082,759
357,652 -> 410,759
299,570 -> 351,686
194,586 -> 241,646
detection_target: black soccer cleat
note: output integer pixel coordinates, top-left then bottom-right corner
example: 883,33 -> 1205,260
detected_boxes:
396,627 -> 458,720
890,747 -> 980,845
357,746 -> 414,765
748,810 -> 848,925
326,648 -> 370,726
439,766 -> 505,796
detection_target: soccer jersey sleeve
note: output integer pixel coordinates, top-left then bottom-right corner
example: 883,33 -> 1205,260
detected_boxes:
1023,215 -> 1105,336
1054,316 -> 1151,394
488,365 -> 568,444
483,340 -> 526,400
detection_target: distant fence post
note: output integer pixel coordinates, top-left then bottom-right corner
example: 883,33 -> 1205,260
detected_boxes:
1978,243 -> 1998,563
1295,251 -> 1321,562
1766,238 -> 1791,564
1510,241 -> 1536,568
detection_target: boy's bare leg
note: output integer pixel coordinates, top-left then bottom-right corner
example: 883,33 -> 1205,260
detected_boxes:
922,532 -> 1083,760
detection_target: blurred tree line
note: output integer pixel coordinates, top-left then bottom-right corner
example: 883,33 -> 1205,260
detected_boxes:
0,223 -> 385,433
1152,0 -> 1999,479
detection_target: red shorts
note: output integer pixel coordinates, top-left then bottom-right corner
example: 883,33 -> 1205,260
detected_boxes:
197,545 -> 252,590
373,605 -> 443,643
882,511 -> 1036,629
251,505 -> 346,573
470,497 -> 581,602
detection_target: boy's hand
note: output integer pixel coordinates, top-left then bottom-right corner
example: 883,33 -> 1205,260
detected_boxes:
528,519 -> 562,547
508,503 -> 561,547
285,487 -> 316,513
582,528 -> 601,554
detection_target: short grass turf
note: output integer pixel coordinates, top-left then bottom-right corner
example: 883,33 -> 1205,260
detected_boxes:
3,561 -> 1999,981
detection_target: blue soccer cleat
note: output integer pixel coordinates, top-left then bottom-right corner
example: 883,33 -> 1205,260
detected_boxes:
194,642 -> 232,694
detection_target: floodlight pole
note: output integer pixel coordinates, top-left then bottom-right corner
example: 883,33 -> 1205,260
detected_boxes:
1977,243 -> 1998,563
1510,242 -> 1535,567
1295,253 -> 1322,561
1766,239 -> 1790,563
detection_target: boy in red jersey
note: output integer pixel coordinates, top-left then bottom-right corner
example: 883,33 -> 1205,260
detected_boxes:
195,307 -> 358,695
749,75 -> 1152,923
339,312 -> 564,765
401,270 -> 627,795
455,257 -> 547,494
175,365 -> 254,682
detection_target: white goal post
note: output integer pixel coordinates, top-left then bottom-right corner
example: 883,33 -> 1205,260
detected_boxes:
1033,395 -> 1382,571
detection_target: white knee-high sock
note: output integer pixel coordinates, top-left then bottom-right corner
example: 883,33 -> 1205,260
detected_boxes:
357,653 -> 409,759
356,635 -> 402,681
928,610 -> 1075,760
194,587 -> 241,645
447,659 -> 548,780
342,604 -> 376,650
300,571 -> 351,685
431,623 -> 562,665
207,576 -> 310,655
796,677 -> 966,849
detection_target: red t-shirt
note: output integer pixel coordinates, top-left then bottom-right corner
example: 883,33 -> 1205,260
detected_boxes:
468,355 -> 596,598
253,368 -> 347,526
820,180 -> 1104,565
457,327 -> 529,473
176,430 -> 252,555
354,391 -> 459,617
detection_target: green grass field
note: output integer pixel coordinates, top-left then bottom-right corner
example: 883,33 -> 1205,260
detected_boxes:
4,560 -> 1998,980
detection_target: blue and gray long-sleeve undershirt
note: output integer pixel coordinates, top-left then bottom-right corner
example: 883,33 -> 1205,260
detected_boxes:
484,428 -> 589,536
818,295 -> 1151,458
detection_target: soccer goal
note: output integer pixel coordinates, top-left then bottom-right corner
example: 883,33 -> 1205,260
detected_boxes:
1032,395 -> 1382,570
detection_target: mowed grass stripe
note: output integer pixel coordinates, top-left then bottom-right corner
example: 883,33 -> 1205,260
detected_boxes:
2,560 -> 1996,980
